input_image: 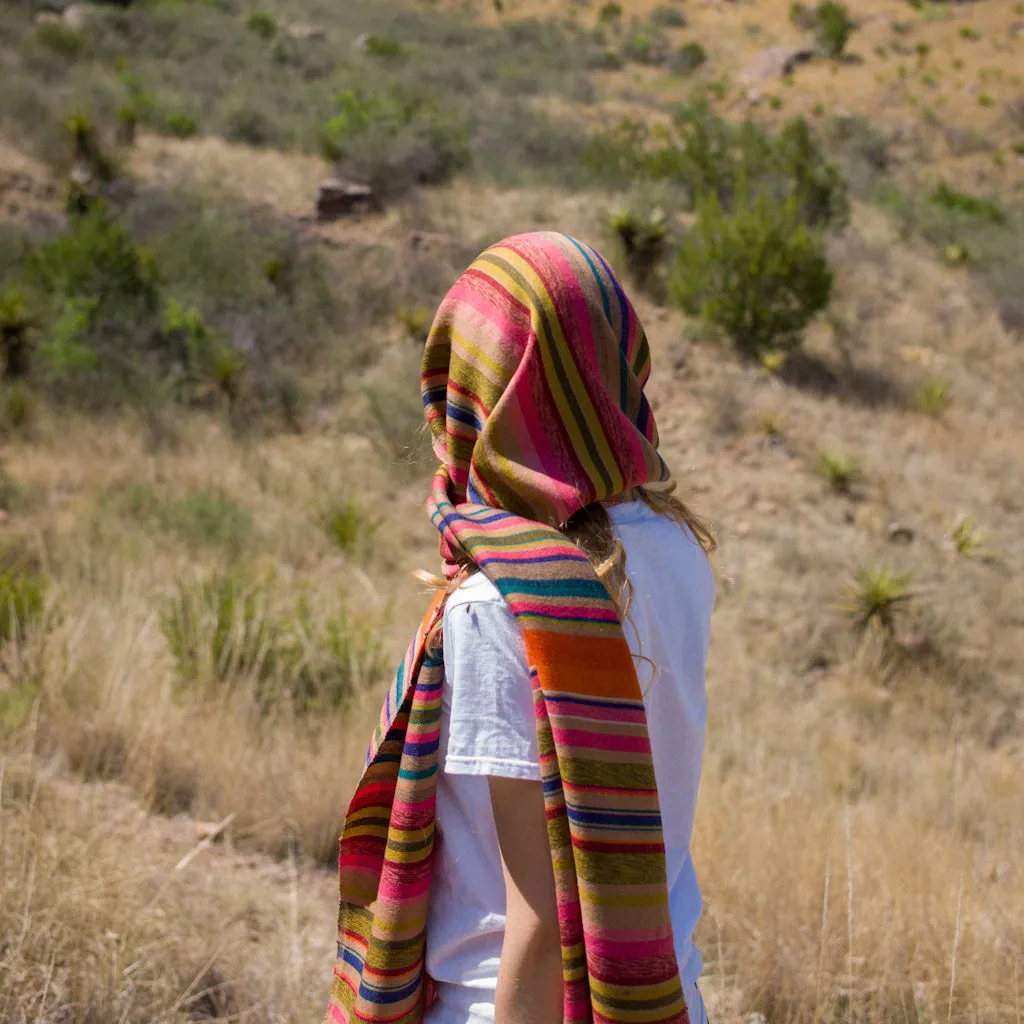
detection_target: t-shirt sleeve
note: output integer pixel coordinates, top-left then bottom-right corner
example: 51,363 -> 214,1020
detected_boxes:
441,595 -> 542,782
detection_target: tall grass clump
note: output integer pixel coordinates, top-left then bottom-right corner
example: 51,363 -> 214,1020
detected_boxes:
842,564 -> 913,630
815,448 -> 863,494
161,571 -> 384,711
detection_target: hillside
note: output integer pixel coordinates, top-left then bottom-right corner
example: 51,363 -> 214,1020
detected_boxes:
1,0 -> 1023,1021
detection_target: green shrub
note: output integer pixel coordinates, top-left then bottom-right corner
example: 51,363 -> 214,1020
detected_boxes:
598,3 -> 624,26
35,21 -> 85,58
814,1 -> 854,57
815,448 -> 863,494
246,12 -> 276,40
958,26 -> 979,41
668,41 -> 707,76
622,25 -> 670,66
223,104 -> 277,147
164,111 -> 199,139
319,86 -> 469,197
0,569 -> 48,649
671,187 -> 833,358
159,299 -> 244,405
651,5 -> 687,29
2,384 -> 33,432
583,103 -> 848,229
946,514 -> 984,558
362,34 -> 406,59
930,183 -> 1006,225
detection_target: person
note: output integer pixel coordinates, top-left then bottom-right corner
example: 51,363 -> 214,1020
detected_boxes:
323,232 -> 716,1024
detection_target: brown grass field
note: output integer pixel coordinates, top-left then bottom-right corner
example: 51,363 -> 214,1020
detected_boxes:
1,0 -> 1022,1021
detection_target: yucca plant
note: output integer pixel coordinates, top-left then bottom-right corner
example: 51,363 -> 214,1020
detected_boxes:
815,448 -> 863,494
945,514 -> 984,559
397,305 -> 430,345
0,286 -> 37,379
916,377 -> 952,417
842,565 -> 913,631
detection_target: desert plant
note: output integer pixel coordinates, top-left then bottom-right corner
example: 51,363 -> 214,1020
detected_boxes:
321,498 -> 380,555
929,183 -> 1006,225
0,287 -> 37,380
671,187 -> 833,358
842,564 -> 913,630
397,305 -> 430,344
668,41 -> 707,76
958,26 -> 980,41
609,207 -> 670,289
789,2 -> 817,30
126,484 -> 252,553
164,111 -> 198,139
362,35 -> 406,59
36,20 -> 85,58
116,103 -> 139,146
246,12 -> 276,40
0,568 -> 48,649
916,377 -> 952,416
815,448 -> 863,494
945,514 -> 985,558
622,25 -> 670,66
162,572 -> 278,687
651,5 -> 687,28
815,2 -> 854,58
319,86 -> 469,196
598,2 -> 624,26
64,111 -> 117,182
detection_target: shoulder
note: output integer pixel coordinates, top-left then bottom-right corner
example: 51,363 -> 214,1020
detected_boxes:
444,570 -> 507,612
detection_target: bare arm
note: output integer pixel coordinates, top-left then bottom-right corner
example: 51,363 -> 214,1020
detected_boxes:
488,776 -> 564,1024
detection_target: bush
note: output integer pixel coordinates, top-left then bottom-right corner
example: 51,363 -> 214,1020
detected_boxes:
929,183 -> 1006,225
651,5 -> 687,28
245,12 -> 276,40
583,102 -> 849,230
319,86 -> 469,197
671,187 -> 834,358
362,35 -> 406,59
916,377 -> 952,416
623,25 -> 670,65
815,1 -> 853,57
668,41 -> 707,76
35,21 -> 85,58
163,111 -> 198,139
789,2 -> 817,31
598,3 -> 624,26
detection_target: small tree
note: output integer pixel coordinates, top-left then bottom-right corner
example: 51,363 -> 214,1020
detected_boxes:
0,287 -> 37,379
815,1 -> 853,59
670,186 -> 833,358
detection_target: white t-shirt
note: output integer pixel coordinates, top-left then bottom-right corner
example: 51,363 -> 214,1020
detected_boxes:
424,501 -> 715,1024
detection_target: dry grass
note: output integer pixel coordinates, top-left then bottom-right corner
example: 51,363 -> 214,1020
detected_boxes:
2,0 -> 1024,1020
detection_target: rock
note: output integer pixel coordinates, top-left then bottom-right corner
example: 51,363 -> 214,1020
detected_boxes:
315,178 -> 375,221
739,46 -> 814,86
34,11 -> 62,26
887,522 -> 914,544
1010,22 -> 1024,39
285,22 -> 325,41
62,3 -> 98,31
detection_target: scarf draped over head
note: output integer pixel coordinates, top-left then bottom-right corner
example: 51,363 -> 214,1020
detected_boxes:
325,232 -> 688,1024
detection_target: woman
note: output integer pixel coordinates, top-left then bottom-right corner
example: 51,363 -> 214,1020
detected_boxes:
324,232 -> 716,1024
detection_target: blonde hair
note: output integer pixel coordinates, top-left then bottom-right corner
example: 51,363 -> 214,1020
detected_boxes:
416,486 -> 716,630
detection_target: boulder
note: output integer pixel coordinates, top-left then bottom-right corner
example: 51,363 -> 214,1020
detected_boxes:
284,22 -> 326,41
738,46 -> 815,86
315,178 -> 374,221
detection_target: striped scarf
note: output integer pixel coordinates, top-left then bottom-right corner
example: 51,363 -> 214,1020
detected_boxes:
325,233 -> 688,1024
